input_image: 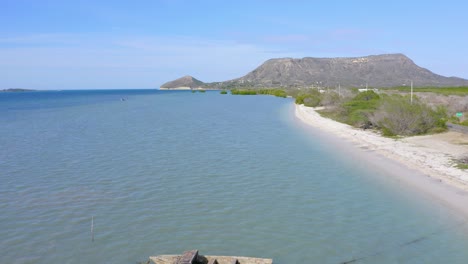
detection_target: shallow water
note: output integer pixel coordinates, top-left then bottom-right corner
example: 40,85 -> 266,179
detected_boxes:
1,90 -> 468,264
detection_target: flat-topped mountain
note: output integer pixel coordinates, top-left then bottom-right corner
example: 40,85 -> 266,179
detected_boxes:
160,75 -> 205,89
161,54 -> 468,89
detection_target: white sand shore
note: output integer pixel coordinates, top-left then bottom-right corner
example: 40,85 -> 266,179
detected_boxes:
295,104 -> 468,217
159,87 -> 191,90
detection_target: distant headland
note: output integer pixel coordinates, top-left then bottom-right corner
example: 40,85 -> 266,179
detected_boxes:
2,88 -> 35,92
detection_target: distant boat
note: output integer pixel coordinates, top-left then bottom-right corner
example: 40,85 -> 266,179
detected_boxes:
120,98 -> 126,101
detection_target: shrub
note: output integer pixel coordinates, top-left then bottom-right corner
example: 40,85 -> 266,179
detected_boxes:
295,94 -> 306,104
353,90 -> 380,101
340,91 -> 381,127
258,89 -> 287,98
321,92 -> 341,107
295,89 -> 322,106
220,90 -> 228,94
231,89 -> 257,95
303,96 -> 322,107
429,127 -> 447,134
371,96 -> 447,136
229,88 -> 287,97
455,156 -> 468,169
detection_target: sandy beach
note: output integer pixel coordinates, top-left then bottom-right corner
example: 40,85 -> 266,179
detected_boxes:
295,104 -> 468,218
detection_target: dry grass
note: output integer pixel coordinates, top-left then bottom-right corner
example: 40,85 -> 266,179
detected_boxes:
415,93 -> 468,114
455,156 -> 468,170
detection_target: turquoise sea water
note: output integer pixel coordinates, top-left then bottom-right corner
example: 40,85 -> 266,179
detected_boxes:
1,90 -> 468,264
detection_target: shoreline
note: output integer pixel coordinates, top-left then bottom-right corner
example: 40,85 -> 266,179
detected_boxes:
294,104 -> 468,219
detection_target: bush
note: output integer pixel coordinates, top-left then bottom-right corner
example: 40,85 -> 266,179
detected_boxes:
257,89 -> 287,98
455,156 -> 468,169
295,89 -> 322,106
340,91 -> 381,127
295,95 -> 306,104
220,90 -> 228,94
349,109 -> 374,128
230,88 -> 287,98
371,96 -> 447,136
429,127 -> 448,134
231,89 -> 257,95
381,126 -> 396,137
303,96 -> 322,107
306,90 -> 448,136
321,92 -> 341,107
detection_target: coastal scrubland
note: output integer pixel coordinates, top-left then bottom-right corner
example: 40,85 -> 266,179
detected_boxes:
230,88 -> 287,98
292,87 -> 467,136
384,86 -> 468,96
224,86 -> 467,136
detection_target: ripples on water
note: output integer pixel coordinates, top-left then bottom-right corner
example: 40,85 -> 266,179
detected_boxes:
1,90 -> 468,264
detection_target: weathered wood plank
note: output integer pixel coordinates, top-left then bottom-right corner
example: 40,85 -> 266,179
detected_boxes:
207,259 -> 219,264
150,254 -> 272,264
176,250 -> 198,264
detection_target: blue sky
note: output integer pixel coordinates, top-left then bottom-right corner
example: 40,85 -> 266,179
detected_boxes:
2,0 -> 468,89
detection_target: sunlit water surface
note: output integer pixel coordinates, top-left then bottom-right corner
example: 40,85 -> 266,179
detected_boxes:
1,90 -> 468,264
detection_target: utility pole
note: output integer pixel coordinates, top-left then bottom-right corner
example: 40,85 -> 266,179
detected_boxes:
410,81 -> 413,104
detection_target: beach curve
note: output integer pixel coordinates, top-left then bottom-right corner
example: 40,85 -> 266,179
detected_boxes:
295,103 -> 468,218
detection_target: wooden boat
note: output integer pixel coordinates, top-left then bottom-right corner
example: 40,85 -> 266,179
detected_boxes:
149,250 -> 273,264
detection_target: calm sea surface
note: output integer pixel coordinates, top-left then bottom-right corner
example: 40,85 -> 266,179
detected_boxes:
1,90 -> 468,264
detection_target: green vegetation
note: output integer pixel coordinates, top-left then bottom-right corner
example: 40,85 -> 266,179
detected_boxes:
371,96 -> 447,136
220,90 -> 228,94
455,156 -> 468,170
230,88 -> 287,98
199,89 -> 206,93
448,113 -> 468,127
384,86 -> 468,96
295,89 -> 323,107
341,91 -> 381,128
296,90 -> 448,136
292,88 -> 342,108
257,89 -> 287,97
231,89 -> 257,95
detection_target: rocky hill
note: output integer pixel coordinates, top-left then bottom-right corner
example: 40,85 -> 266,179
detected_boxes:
161,54 -> 468,89
160,75 -> 205,89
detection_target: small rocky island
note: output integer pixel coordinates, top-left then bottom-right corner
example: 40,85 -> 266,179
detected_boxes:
160,76 -> 206,90
149,250 -> 272,264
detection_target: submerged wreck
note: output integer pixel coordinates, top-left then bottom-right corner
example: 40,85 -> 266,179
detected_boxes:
149,250 -> 273,264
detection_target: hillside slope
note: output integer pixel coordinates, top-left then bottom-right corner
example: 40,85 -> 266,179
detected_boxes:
161,54 -> 468,89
